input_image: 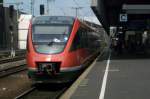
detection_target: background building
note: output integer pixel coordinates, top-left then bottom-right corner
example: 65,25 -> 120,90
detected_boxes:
0,5 -> 18,50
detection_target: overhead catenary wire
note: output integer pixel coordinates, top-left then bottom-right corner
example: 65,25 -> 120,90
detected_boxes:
72,0 -> 94,19
72,0 -> 83,17
71,7 -> 83,17
52,5 -> 67,16
5,0 -> 93,17
58,7 -> 66,16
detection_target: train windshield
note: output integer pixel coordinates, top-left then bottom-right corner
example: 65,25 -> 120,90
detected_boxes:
32,25 -> 72,54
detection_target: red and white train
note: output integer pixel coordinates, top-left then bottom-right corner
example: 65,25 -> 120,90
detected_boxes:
26,16 -> 104,83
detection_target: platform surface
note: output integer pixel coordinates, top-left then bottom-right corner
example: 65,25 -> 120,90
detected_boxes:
63,50 -> 150,99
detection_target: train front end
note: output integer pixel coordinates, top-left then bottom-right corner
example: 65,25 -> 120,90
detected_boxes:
26,16 -> 80,83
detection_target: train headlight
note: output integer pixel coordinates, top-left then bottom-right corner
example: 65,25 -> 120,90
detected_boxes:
64,37 -> 68,41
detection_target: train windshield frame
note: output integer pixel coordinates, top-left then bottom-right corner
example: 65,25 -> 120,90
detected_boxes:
32,24 -> 71,43
32,24 -> 73,54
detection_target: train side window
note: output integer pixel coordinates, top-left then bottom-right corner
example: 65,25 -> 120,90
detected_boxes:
87,31 -> 93,48
80,28 -> 88,49
82,29 -> 88,48
80,29 -> 85,48
70,29 -> 81,51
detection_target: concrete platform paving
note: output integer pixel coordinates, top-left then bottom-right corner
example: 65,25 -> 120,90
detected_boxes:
61,50 -> 150,99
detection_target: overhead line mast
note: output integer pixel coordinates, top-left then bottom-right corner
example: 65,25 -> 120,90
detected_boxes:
71,7 -> 83,17
31,0 -> 34,15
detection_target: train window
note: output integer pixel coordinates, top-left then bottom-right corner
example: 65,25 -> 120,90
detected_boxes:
32,24 -> 73,54
81,29 -> 88,48
32,25 -> 72,43
70,28 -> 81,51
87,31 -> 98,50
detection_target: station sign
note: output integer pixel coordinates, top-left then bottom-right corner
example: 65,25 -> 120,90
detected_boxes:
120,14 -> 128,22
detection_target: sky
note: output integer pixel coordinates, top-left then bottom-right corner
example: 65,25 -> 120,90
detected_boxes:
3,0 -> 100,24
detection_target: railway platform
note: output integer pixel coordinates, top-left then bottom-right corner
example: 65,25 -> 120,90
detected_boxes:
60,49 -> 150,99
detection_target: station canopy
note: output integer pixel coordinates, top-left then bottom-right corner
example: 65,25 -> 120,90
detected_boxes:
91,0 -> 150,32
0,0 -> 2,3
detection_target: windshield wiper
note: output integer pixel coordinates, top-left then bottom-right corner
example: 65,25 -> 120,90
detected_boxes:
47,41 -> 54,46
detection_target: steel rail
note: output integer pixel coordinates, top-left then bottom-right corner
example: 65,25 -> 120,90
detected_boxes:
0,64 -> 27,78
15,86 -> 67,99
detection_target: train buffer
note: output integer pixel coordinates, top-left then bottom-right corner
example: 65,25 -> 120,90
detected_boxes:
60,50 -> 150,99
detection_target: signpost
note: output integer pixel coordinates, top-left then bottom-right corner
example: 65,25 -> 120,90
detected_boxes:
120,14 -> 128,22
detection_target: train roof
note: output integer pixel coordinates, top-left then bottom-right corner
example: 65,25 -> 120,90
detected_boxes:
32,16 -> 75,25
79,19 -> 99,32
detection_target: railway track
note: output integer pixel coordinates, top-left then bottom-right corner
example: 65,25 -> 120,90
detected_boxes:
0,64 -> 27,78
0,56 -> 25,64
15,84 -> 69,99
0,59 -> 27,78
0,50 -> 25,62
